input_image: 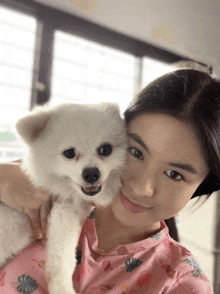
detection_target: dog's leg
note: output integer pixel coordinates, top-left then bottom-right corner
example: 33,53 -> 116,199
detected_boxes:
46,200 -> 89,294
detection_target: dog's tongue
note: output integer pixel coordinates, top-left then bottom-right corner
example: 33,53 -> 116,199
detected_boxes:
84,186 -> 100,192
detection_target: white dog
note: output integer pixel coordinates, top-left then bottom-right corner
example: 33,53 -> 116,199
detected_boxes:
0,102 -> 127,294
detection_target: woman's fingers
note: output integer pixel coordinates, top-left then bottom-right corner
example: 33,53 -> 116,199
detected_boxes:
27,198 -> 52,239
27,208 -> 43,240
0,161 -> 52,239
40,199 -> 52,237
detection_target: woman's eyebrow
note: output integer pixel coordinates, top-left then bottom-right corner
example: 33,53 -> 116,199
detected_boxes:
127,133 -> 149,152
128,133 -> 198,175
169,163 -> 198,175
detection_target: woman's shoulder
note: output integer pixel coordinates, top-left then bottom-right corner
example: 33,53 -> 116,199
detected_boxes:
151,222 -> 213,293
160,246 -> 213,294
80,214 -> 213,293
160,239 -> 213,292
159,223 -> 205,276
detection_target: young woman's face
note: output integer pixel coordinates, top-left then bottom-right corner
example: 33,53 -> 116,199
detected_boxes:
111,113 -> 209,229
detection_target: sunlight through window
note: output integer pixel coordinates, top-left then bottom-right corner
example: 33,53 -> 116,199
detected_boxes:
0,7 -> 37,161
50,31 -> 137,114
0,6 -> 177,163
142,57 -> 174,88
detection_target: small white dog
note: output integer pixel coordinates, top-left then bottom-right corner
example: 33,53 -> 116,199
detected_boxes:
0,102 -> 127,294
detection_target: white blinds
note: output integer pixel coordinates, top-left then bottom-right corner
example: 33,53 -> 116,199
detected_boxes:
0,7 -> 37,162
50,31 -> 137,114
142,57 -> 174,88
0,7 -> 177,163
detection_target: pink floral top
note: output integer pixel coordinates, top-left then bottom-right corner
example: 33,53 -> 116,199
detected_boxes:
0,210 -> 213,294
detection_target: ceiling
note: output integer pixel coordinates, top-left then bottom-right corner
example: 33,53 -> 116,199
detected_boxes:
35,0 -> 220,77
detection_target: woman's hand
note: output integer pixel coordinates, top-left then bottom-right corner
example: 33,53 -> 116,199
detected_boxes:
0,160 -> 51,239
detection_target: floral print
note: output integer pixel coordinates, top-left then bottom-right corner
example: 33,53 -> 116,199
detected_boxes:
0,271 -> 6,288
150,231 -> 162,241
76,248 -> 82,265
102,260 -> 113,272
1,239 -> 47,294
184,258 -> 203,277
1,212 -> 214,294
124,258 -> 143,272
72,215 -> 213,293
16,275 -> 38,294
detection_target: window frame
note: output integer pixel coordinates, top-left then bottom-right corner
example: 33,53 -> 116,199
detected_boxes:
2,0 -> 184,108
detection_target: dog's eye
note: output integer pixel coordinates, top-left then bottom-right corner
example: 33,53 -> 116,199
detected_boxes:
63,148 -> 76,159
98,144 -> 112,157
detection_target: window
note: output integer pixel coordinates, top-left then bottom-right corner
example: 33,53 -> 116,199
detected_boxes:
1,3 -> 181,162
142,56 -> 174,88
0,7 -> 37,162
50,31 -> 137,114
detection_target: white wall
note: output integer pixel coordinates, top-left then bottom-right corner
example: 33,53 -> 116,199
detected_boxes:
178,193 -> 218,284
35,0 -> 220,76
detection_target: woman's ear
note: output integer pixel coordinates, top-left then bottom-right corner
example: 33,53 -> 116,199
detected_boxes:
15,108 -> 51,145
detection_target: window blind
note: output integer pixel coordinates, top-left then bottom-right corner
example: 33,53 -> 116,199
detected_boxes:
0,6 -> 178,163
142,57 -> 174,88
0,7 -> 37,162
50,31 -> 137,114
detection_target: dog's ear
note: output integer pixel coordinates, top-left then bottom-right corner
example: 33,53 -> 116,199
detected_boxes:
16,107 -> 52,144
100,102 -> 121,115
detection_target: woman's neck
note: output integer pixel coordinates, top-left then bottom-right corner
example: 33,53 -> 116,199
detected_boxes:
95,206 -> 161,252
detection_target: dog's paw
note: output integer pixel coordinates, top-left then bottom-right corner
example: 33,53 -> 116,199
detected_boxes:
48,284 -> 76,294
47,276 -> 76,294
46,264 -> 76,294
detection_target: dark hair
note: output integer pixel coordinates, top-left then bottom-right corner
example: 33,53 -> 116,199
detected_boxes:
124,69 -> 220,241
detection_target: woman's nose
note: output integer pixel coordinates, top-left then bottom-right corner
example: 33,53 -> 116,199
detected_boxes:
128,174 -> 155,198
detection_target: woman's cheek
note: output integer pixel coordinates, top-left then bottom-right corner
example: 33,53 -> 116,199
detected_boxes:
160,185 -> 192,215
121,165 -> 134,182
123,159 -> 142,179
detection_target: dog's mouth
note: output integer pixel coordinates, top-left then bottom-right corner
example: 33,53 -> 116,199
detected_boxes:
81,185 -> 102,196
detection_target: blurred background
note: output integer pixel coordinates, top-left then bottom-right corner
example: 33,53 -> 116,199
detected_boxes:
1,0 -> 220,292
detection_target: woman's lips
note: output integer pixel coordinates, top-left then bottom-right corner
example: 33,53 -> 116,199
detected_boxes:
120,193 -> 147,213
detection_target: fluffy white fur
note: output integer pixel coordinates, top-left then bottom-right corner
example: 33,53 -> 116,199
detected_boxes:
0,102 -> 127,294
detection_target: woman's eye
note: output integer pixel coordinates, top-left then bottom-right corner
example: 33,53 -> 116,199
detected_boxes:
128,147 -> 144,160
165,170 -> 183,181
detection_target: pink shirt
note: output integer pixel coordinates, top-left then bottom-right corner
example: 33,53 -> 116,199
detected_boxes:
0,210 -> 213,294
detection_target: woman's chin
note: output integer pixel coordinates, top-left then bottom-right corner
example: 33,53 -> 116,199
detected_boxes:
111,197 -> 154,228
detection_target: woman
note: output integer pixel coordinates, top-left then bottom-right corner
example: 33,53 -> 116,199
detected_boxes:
0,69 -> 218,293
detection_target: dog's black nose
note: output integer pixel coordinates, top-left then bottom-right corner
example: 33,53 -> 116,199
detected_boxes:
82,168 -> 100,184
